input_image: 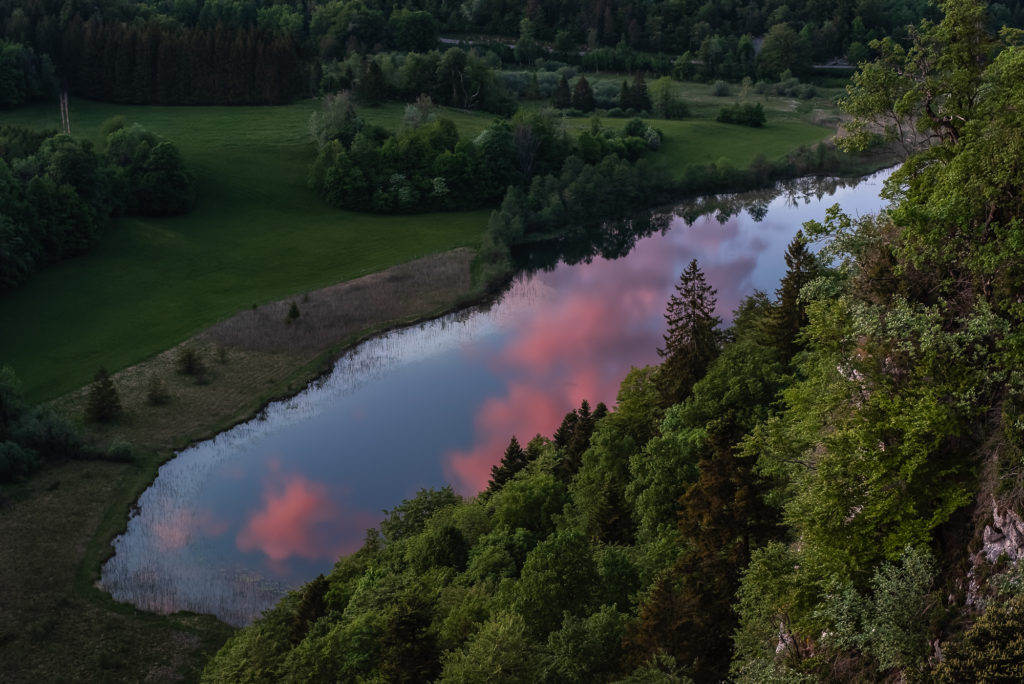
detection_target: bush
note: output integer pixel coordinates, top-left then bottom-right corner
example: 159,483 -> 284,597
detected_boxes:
176,346 -> 209,383
13,410 -> 82,463
716,103 -> 766,127
0,440 -> 39,482
933,594 -> 1024,682
712,80 -> 731,96
105,438 -> 135,462
146,374 -> 171,406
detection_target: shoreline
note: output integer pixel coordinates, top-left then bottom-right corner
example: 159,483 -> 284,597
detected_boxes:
0,158 -> 900,681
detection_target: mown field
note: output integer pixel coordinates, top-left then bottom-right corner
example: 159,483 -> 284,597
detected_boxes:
0,91 -> 833,403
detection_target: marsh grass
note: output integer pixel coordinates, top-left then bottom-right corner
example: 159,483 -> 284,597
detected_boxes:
0,460 -> 233,683
50,248 -> 475,454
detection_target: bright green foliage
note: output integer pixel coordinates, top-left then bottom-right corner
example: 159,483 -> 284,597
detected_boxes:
438,611 -> 543,683
507,529 -> 599,639
817,546 -> 937,674
544,605 -> 628,683
380,486 -> 461,543
933,594 -> 1024,683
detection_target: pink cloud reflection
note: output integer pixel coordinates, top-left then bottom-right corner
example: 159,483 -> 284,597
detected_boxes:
153,508 -> 229,551
236,473 -> 377,566
444,213 -> 765,494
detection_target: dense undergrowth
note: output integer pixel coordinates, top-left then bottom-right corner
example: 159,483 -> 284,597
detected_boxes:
203,2 -> 1024,681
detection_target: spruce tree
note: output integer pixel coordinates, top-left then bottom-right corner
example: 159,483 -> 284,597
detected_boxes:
770,230 -> 820,358
630,72 -> 652,112
571,75 -> 596,112
618,80 -> 632,110
86,366 -> 122,423
657,259 -> 720,405
487,435 -> 529,493
552,74 -> 572,109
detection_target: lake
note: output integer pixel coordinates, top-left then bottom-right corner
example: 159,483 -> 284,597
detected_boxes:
100,168 -> 893,626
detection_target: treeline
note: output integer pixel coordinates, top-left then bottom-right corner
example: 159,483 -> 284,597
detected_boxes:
320,48 -> 516,114
5,0 -> 1024,107
308,95 -> 664,214
0,121 -> 194,289
60,19 -> 306,104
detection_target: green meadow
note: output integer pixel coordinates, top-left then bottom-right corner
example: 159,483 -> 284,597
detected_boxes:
0,96 -> 832,402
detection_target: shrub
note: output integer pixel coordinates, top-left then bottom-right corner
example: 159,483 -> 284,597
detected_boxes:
0,441 -> 39,482
716,103 -> 766,127
933,594 -> 1024,682
146,374 -> 171,406
176,346 -> 209,383
712,80 -> 731,96
13,410 -> 82,462
105,438 -> 135,462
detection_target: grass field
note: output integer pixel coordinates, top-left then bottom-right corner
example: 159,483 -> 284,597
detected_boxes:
0,93 -> 833,402
0,100 -> 490,402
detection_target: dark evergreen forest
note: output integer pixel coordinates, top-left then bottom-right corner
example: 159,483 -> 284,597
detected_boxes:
5,0 -> 1024,104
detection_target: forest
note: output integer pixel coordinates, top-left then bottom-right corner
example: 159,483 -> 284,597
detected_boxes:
5,0 -> 1024,106
200,1 -> 1024,681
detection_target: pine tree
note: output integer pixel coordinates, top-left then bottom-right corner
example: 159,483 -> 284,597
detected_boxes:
487,435 -> 529,493
657,259 -> 720,405
571,75 -> 595,112
552,74 -> 571,109
618,79 -> 632,110
86,366 -> 122,423
630,71 -> 652,112
769,230 -> 820,359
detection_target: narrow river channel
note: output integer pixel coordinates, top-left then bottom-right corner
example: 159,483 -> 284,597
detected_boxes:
101,168 -> 894,626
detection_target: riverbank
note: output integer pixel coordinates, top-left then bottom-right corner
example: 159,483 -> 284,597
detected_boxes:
0,247 -> 483,683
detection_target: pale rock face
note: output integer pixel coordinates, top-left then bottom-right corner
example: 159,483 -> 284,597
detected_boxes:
981,503 -> 1024,564
967,499 -> 1024,607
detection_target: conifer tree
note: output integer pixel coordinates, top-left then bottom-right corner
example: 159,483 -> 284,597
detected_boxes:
487,435 -> 529,493
630,72 -> 652,112
657,259 -> 720,405
770,230 -> 821,358
571,75 -> 596,112
86,366 -> 121,423
552,74 -> 571,109
618,80 -> 632,109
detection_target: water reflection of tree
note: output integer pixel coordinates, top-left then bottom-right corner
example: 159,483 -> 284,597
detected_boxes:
673,173 -> 869,225
515,173 -> 871,275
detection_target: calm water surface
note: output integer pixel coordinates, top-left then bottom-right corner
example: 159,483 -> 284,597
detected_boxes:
101,169 -> 893,626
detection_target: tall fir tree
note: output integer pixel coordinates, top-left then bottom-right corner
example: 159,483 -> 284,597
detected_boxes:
769,230 -> 821,359
630,71 -> 652,112
487,435 -> 530,493
657,259 -> 720,405
552,74 -> 571,109
618,79 -> 632,109
571,75 -> 595,112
